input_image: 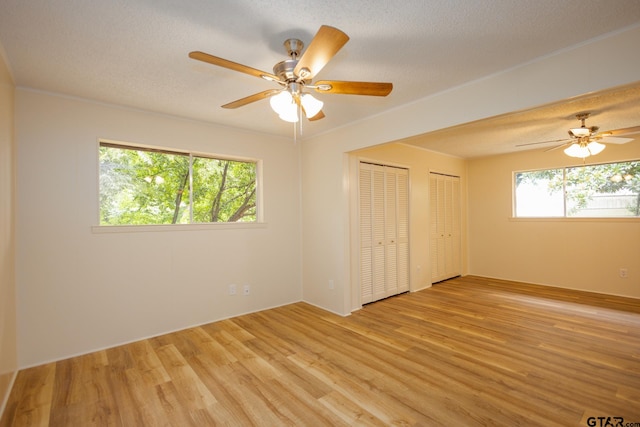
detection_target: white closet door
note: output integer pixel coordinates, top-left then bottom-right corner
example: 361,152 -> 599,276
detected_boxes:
359,167 -> 374,304
444,177 -> 454,275
430,173 -> 461,283
396,169 -> 409,293
429,175 -> 439,282
450,177 -> 461,278
431,175 -> 447,281
385,169 -> 398,297
372,165 -> 386,302
359,163 -> 410,304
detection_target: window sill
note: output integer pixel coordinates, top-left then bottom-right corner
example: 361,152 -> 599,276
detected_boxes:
92,222 -> 268,234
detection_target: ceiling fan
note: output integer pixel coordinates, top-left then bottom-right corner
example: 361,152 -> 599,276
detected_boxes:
516,113 -> 640,158
189,25 -> 392,123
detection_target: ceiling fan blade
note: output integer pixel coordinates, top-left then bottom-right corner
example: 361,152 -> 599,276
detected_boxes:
313,80 -> 393,96
544,141 -> 572,152
189,51 -> 280,82
598,125 -> 640,137
597,136 -> 633,144
307,110 -> 325,121
294,26 -> 349,79
222,89 -> 281,109
516,138 -> 571,147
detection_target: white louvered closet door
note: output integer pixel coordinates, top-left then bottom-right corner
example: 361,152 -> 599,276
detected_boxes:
430,173 -> 461,283
396,168 -> 409,294
359,168 -> 374,303
385,170 -> 398,297
359,163 -> 409,304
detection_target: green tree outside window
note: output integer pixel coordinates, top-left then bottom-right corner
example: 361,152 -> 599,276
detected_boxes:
515,161 -> 640,217
99,143 -> 257,225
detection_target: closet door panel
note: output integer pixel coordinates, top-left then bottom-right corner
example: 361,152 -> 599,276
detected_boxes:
451,177 -> 462,278
360,247 -> 373,304
397,241 -> 409,293
359,162 -> 410,304
359,166 -> 373,303
429,175 -> 440,281
373,244 -> 386,300
372,166 -> 386,301
396,170 -> 409,293
430,173 -> 461,283
385,244 -> 398,296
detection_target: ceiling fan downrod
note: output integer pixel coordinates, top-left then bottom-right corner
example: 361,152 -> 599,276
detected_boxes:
284,38 -> 303,60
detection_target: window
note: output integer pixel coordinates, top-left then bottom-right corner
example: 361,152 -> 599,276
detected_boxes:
99,142 -> 258,225
514,160 -> 640,218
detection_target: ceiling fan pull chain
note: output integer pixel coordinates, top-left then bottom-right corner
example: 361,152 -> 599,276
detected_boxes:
299,104 -> 304,136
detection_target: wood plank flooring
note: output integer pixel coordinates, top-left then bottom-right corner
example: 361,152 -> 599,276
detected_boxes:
2,276 -> 640,426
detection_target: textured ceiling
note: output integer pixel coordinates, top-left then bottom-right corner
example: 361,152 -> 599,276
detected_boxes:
401,83 -> 640,158
1,0 -> 639,157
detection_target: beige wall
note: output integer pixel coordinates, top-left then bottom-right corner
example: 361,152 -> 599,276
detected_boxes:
301,25 -> 640,315
0,49 -> 17,412
15,90 -> 302,367
468,139 -> 640,298
348,143 -> 467,310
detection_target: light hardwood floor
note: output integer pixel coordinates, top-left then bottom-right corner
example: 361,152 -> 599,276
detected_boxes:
2,276 -> 640,426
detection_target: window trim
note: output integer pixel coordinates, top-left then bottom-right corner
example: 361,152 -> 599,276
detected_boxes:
97,139 -> 264,228
91,222 -> 268,234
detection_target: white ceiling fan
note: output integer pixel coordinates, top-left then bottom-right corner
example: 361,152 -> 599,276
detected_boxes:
517,113 -> 640,158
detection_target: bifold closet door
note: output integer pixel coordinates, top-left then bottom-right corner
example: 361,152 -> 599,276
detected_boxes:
430,173 -> 461,283
360,163 -> 409,304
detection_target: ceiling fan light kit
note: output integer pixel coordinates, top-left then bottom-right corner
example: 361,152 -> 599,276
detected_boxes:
300,93 -> 323,118
563,139 -> 605,158
189,25 -> 392,130
270,91 -> 298,122
268,82 -> 324,122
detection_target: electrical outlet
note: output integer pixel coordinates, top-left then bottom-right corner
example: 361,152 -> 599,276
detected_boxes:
619,268 -> 628,278
243,284 -> 250,296
229,284 -> 237,295
329,279 -> 334,289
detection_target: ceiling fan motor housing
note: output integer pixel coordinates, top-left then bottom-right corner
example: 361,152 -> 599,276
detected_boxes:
273,59 -> 299,82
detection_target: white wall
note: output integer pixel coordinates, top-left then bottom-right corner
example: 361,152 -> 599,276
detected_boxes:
468,140 -> 640,298
301,25 -> 640,315
0,46 -> 17,412
15,90 -> 302,367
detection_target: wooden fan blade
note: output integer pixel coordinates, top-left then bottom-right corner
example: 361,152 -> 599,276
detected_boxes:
222,89 -> 281,109
313,80 -> 393,96
308,110 -> 325,121
294,26 -> 349,79
189,51 -> 280,81
516,138 -> 571,147
599,125 -> 640,137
